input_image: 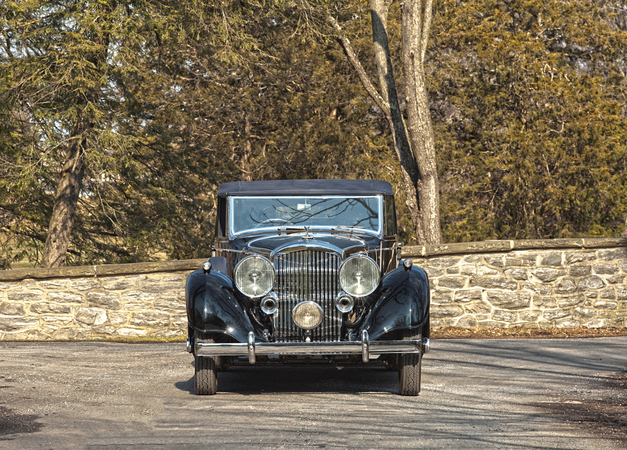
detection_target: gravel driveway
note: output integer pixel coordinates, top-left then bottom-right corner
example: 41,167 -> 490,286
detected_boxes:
1,337 -> 626,449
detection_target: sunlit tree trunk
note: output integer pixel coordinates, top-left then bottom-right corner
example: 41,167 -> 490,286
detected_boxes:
331,0 -> 442,244
400,0 -> 442,244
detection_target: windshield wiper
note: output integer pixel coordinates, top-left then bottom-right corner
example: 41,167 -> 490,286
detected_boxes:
274,225 -> 373,237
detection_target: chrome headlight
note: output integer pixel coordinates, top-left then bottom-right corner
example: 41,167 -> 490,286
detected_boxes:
339,255 -> 380,297
234,255 -> 275,297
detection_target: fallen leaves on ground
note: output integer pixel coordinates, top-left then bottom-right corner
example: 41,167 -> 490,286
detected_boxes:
532,371 -> 627,443
431,326 -> 627,340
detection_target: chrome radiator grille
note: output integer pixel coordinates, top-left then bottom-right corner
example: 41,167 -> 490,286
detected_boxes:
273,250 -> 342,342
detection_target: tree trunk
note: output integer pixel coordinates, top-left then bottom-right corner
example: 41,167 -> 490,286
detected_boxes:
367,0 -> 442,244
39,6 -> 111,268
40,131 -> 87,268
331,2 -> 443,244
330,12 -> 429,244
401,0 -> 442,244
369,0 -> 428,244
241,115 -> 253,181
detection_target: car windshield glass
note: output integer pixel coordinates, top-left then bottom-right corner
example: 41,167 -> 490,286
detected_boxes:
229,196 -> 381,235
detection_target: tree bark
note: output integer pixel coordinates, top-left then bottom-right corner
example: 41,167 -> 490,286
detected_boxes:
330,17 -> 424,242
40,131 -> 87,268
39,5 -> 112,268
369,0 -> 428,244
241,115 -> 253,181
334,0 -> 442,244
401,0 -> 442,244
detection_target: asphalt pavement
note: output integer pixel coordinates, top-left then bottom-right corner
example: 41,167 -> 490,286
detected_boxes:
1,337 -> 626,449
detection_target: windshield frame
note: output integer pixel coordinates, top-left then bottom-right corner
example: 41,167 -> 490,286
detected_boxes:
227,195 -> 384,239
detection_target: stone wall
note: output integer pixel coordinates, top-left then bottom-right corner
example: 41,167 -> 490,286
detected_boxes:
0,238 -> 626,340
0,261 -> 204,341
407,238 -> 627,329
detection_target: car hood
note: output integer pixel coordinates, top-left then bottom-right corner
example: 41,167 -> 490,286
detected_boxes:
243,234 -> 371,259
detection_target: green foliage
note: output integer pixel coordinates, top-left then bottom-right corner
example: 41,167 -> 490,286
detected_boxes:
429,0 -> 627,241
1,0 -> 626,268
0,0 -> 405,266
0,0 -> 199,265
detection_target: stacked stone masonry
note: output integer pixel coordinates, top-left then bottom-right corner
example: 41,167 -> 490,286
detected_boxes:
409,239 -> 627,329
0,239 -> 626,340
0,261 -> 203,341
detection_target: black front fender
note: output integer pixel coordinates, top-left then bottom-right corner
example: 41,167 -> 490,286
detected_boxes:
360,265 -> 430,340
186,270 -> 255,343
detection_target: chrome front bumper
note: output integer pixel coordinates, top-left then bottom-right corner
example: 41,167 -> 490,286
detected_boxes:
189,330 -> 430,364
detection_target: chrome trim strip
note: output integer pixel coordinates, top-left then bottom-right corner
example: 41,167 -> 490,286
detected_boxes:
214,248 -> 249,254
233,227 -> 381,240
270,240 -> 345,261
194,335 -> 425,360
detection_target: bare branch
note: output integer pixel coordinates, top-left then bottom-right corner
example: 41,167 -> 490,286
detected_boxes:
420,0 -> 433,63
327,15 -> 390,117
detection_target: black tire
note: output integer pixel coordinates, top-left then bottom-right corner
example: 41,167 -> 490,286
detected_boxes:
194,334 -> 218,395
397,329 -> 422,396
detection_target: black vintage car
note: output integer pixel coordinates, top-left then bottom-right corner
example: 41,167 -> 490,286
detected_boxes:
185,179 -> 430,395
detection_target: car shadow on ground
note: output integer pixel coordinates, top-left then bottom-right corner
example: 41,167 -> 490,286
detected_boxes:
433,339 -> 627,444
175,365 -> 400,396
434,339 -> 627,383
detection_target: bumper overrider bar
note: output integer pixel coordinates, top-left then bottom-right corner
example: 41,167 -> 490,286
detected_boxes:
190,330 -> 430,364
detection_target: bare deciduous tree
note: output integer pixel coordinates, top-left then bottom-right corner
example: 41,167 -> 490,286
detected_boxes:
330,0 -> 442,244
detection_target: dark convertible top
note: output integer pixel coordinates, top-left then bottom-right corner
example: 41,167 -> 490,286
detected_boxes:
218,179 -> 393,197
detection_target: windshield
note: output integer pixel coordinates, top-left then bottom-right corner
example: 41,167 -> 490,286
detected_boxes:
229,196 -> 381,235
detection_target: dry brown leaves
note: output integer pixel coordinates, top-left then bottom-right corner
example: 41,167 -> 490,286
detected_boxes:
533,371 -> 627,443
431,326 -> 627,340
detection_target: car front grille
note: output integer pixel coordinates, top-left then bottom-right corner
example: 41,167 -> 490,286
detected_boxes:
273,249 -> 342,342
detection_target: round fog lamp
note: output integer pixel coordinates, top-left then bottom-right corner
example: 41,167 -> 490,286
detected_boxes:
335,294 -> 354,313
261,293 -> 278,315
292,301 -> 323,329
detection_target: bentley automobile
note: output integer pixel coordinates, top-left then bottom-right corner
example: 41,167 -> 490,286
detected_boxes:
185,179 -> 430,395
